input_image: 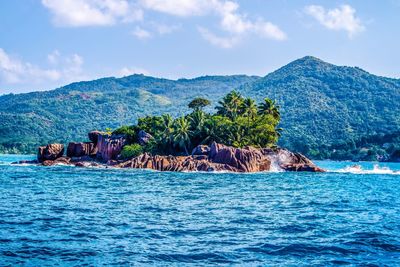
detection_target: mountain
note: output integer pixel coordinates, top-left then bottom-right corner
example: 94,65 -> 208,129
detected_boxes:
1,56 -> 399,159
241,56 -> 400,156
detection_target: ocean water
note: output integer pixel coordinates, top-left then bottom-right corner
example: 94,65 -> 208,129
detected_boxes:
1,155 -> 400,266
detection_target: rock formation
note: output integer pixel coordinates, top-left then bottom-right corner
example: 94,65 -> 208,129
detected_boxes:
35,136 -> 324,172
37,144 -> 64,163
116,153 -> 238,172
138,130 -> 153,146
96,134 -> 127,162
209,142 -> 270,172
115,142 -> 323,173
192,145 -> 210,156
88,131 -> 102,145
42,156 -> 71,166
67,142 -> 97,158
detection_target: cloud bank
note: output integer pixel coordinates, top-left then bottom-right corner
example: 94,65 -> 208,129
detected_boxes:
41,0 -> 287,47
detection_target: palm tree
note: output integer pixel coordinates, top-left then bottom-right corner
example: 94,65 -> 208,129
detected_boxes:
216,90 -> 244,120
241,97 -> 258,130
258,98 -> 281,120
158,114 -> 174,153
189,110 -> 206,134
173,117 -> 193,155
189,110 -> 207,146
201,116 -> 229,145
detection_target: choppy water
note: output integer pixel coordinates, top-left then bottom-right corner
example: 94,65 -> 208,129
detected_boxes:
1,155 -> 400,266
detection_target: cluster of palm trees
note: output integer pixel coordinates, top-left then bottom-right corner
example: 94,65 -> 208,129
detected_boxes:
115,91 -> 282,156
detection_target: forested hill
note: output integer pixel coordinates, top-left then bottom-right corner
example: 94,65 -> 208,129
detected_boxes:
0,75 -> 259,153
241,56 -> 400,157
1,56 -> 399,160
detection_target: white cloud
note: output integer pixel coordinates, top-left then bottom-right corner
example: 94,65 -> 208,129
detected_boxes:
63,54 -> 85,82
140,0 -> 207,17
41,0 -> 286,48
132,26 -> 153,40
130,23 -> 180,40
47,50 -> 60,65
118,67 -> 150,77
67,54 -> 84,66
41,0 -> 143,27
253,21 -> 287,41
152,23 -> 181,35
215,1 -> 286,41
198,27 -> 239,48
141,0 -> 286,47
0,48 -> 85,87
0,48 -> 61,84
305,4 -> 365,37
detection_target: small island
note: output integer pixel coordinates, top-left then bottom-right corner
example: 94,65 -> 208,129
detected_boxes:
30,91 -> 324,172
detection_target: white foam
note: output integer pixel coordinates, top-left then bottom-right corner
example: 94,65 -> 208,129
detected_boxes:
267,154 -> 285,172
334,164 -> 400,175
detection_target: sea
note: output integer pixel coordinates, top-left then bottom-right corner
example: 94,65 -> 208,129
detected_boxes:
1,154 -> 400,266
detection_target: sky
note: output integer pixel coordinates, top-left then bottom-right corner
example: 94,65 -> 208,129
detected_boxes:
0,0 -> 399,94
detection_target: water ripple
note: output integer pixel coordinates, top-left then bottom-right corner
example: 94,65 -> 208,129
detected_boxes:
1,156 -> 400,265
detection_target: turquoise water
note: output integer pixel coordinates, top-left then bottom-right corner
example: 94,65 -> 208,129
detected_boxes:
1,155 -> 400,266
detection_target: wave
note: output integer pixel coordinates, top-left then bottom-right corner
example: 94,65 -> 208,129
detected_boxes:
334,164 -> 400,175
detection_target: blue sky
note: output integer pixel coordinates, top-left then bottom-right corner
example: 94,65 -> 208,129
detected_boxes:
0,0 -> 399,93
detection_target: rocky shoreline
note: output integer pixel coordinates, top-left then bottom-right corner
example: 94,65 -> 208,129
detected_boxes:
19,131 -> 325,173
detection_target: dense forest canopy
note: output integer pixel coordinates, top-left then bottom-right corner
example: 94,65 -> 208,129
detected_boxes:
114,91 -> 281,158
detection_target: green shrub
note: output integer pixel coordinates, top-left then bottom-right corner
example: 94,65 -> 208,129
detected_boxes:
113,125 -> 139,144
120,143 -> 143,159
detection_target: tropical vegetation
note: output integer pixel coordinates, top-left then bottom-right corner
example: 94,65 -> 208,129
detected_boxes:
120,143 -> 143,159
113,91 -> 281,156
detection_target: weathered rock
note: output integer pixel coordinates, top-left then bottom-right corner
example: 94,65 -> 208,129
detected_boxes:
67,142 -> 97,158
42,160 -> 55,166
115,142 -> 324,173
55,157 -> 71,164
37,136 -> 324,172
74,162 -> 86,167
106,160 -> 120,166
193,155 -> 208,161
281,163 -> 325,172
41,157 -> 71,166
209,142 -> 270,172
38,144 -> 64,162
261,147 -> 324,172
74,161 -> 103,168
262,148 -> 312,165
192,145 -> 210,156
138,130 -> 153,146
96,134 -> 127,161
88,131 -> 102,145
115,153 -> 238,172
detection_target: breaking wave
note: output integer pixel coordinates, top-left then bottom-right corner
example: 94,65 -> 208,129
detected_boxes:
334,164 -> 400,175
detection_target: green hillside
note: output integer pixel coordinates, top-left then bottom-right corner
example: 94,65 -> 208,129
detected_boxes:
241,56 -> 400,156
0,75 -> 259,153
1,56 -> 399,160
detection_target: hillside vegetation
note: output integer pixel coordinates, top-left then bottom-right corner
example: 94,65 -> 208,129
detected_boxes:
241,56 -> 400,157
1,56 -> 399,160
0,75 -> 258,153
